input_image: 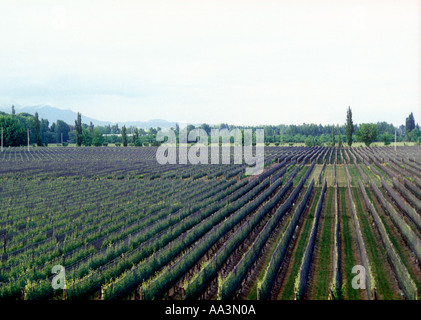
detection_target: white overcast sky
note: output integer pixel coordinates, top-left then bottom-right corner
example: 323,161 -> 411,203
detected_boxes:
0,0 -> 420,126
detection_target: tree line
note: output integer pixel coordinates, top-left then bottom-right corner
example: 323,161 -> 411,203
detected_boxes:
0,105 -> 420,147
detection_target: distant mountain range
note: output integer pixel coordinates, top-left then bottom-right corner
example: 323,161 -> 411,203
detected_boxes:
0,105 -> 178,129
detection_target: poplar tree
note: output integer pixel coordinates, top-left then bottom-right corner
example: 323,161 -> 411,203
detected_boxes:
405,112 -> 415,141
346,106 -> 353,147
122,125 -> 127,147
34,112 -> 42,146
75,112 -> 82,146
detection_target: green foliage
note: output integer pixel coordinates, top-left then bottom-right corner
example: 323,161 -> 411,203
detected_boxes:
407,128 -> 421,144
75,112 -> 83,146
381,132 -> 393,146
82,129 -> 92,146
304,136 -> 321,146
92,128 -> 104,146
56,120 -> 70,142
0,115 -> 26,146
356,123 -> 379,146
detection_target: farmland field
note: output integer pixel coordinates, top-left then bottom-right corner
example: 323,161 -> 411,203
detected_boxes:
1,145 -> 421,300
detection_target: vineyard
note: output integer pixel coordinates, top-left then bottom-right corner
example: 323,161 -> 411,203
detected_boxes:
1,145 -> 421,300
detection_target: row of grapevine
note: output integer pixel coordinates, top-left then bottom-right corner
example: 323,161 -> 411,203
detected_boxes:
381,178 -> 421,229
14,176 -> 263,299
369,180 -> 421,261
392,178 -> 421,212
346,180 -> 375,299
185,175 -> 294,300
104,172 -> 287,300
257,179 -> 315,300
293,178 -> 327,299
344,160 -> 352,183
1,178 -> 238,283
216,162 -> 316,299
358,179 -> 418,300
144,157 -> 314,300
330,182 -> 341,299
375,161 -> 399,181
403,178 -> 421,200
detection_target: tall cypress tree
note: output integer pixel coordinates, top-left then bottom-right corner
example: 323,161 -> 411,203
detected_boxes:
75,112 -> 82,146
405,112 -> 415,141
346,106 -> 353,147
122,125 -> 127,147
331,126 -> 335,147
34,112 -> 42,146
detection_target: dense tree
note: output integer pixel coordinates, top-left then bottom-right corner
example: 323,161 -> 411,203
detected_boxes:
200,123 -> 211,135
356,123 -> 379,146
82,129 -> 92,146
111,124 -> 120,134
148,127 -> 158,135
408,128 -> 421,144
133,128 -> 142,146
381,132 -> 393,146
92,128 -> 104,146
0,115 -> 26,146
304,136 -> 321,146
56,120 -> 70,143
11,105 -> 15,115
331,126 -> 335,147
346,106 -> 353,147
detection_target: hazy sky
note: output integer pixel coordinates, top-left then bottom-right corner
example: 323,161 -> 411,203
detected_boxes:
0,0 -> 420,126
